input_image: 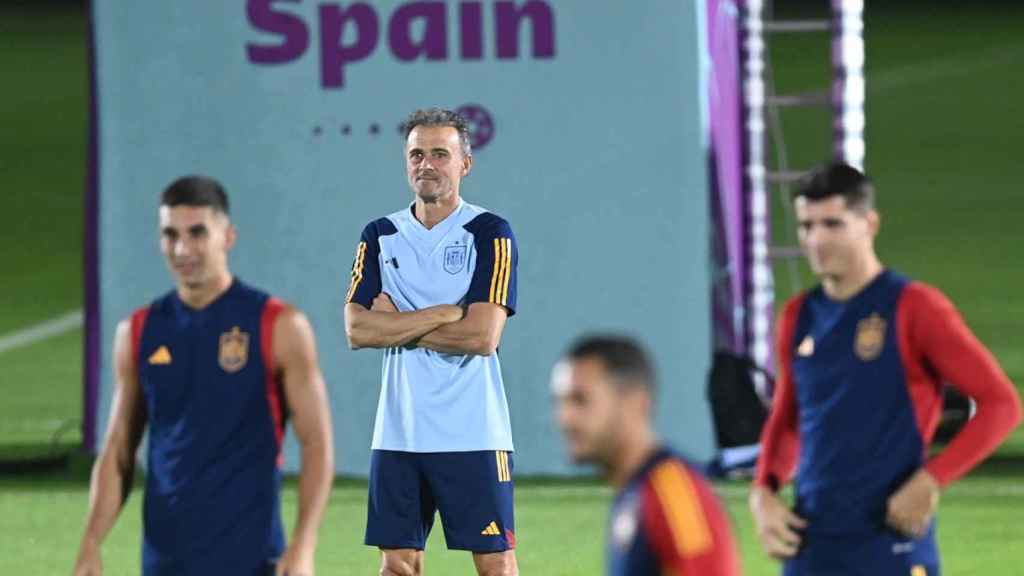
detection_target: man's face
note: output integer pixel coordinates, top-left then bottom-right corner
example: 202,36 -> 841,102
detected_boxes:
159,205 -> 235,290
552,357 -> 626,466
795,195 -> 878,279
405,125 -> 471,204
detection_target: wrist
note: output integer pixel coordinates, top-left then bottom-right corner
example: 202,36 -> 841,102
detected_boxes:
438,305 -> 462,323
79,533 -> 102,551
288,530 -> 318,552
749,484 -> 776,509
919,467 -> 940,490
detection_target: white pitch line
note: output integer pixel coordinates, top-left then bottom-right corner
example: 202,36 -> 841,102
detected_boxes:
0,310 -> 83,355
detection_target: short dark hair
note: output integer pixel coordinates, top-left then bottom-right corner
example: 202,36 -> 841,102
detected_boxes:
565,334 -> 656,394
402,107 -> 472,157
793,161 -> 875,212
161,175 -> 230,215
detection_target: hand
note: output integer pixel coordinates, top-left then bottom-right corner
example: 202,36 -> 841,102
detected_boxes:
371,293 -> 398,313
749,486 -> 808,560
276,542 -> 315,576
72,542 -> 102,576
886,468 -> 939,539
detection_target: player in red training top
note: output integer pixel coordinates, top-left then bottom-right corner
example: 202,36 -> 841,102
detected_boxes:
749,162 -> 1022,575
553,335 -> 741,576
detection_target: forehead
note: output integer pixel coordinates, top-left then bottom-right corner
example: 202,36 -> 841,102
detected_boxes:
795,195 -> 852,219
551,357 -> 612,397
159,204 -> 222,228
406,125 -> 461,150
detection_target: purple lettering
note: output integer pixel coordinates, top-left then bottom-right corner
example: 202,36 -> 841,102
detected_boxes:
389,1 -> 447,61
247,1 -> 557,89
495,1 -> 555,60
246,0 -> 310,64
319,3 -> 379,89
459,2 -> 483,60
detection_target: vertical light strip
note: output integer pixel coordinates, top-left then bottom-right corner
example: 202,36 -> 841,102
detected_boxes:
833,0 -> 865,170
744,0 -> 773,374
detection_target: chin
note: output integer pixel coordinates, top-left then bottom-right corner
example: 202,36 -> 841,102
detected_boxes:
418,186 -> 451,202
569,453 -> 591,466
809,261 -> 831,276
568,446 -> 597,465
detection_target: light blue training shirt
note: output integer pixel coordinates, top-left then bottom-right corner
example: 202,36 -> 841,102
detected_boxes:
346,200 -> 518,452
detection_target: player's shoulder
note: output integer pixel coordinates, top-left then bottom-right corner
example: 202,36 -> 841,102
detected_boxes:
363,213 -> 402,239
133,289 -> 177,322
898,277 -> 955,314
780,290 -> 813,322
643,449 -> 710,488
639,449 -> 722,555
461,202 -> 513,236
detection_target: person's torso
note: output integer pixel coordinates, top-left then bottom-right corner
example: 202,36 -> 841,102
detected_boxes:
134,279 -> 286,561
371,201 -> 513,452
790,270 -> 924,534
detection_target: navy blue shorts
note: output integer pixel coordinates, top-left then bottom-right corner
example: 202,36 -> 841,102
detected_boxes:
365,450 -> 516,552
784,524 -> 940,576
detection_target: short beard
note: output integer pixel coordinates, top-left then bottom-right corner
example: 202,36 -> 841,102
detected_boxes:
417,189 -> 441,204
415,183 -> 449,204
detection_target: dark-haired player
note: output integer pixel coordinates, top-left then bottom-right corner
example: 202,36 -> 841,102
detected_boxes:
74,176 -> 334,576
750,162 -> 1022,575
552,334 -> 741,576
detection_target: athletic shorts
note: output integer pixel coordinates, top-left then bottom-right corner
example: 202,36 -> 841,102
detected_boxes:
784,523 -> 940,576
364,449 -> 516,552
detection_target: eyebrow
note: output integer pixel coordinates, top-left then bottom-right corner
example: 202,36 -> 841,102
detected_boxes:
161,223 -> 209,236
409,147 -> 451,155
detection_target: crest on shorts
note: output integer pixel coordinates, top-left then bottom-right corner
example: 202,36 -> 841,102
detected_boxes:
855,313 -> 886,361
443,244 -> 467,274
219,326 -> 249,373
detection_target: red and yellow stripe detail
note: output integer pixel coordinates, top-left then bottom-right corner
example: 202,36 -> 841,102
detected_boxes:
488,237 -> 513,306
649,460 -> 712,558
345,241 -> 367,303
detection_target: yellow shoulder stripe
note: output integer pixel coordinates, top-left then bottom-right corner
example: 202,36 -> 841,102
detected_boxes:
650,460 -> 712,558
345,241 -> 367,303
488,238 -> 512,306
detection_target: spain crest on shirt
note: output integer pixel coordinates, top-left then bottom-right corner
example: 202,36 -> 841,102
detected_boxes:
444,244 -> 467,274
219,326 -> 249,373
855,313 -> 886,361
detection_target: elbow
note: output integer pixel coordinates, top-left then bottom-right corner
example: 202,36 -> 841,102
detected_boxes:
344,328 -> 364,350
343,308 -> 371,350
1009,393 -> 1024,429
346,328 -> 378,350
973,388 -> 1024,436
472,334 -> 500,357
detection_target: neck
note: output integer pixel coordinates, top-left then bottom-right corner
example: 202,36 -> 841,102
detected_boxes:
415,192 -> 460,229
606,426 -> 659,489
178,271 -> 233,309
822,253 -> 884,301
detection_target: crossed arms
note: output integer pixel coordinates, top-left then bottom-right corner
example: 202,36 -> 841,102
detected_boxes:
344,295 -> 509,356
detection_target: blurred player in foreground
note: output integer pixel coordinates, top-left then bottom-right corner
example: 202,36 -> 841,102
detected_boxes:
750,162 -> 1022,575
552,335 -> 741,576
74,176 -> 334,576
